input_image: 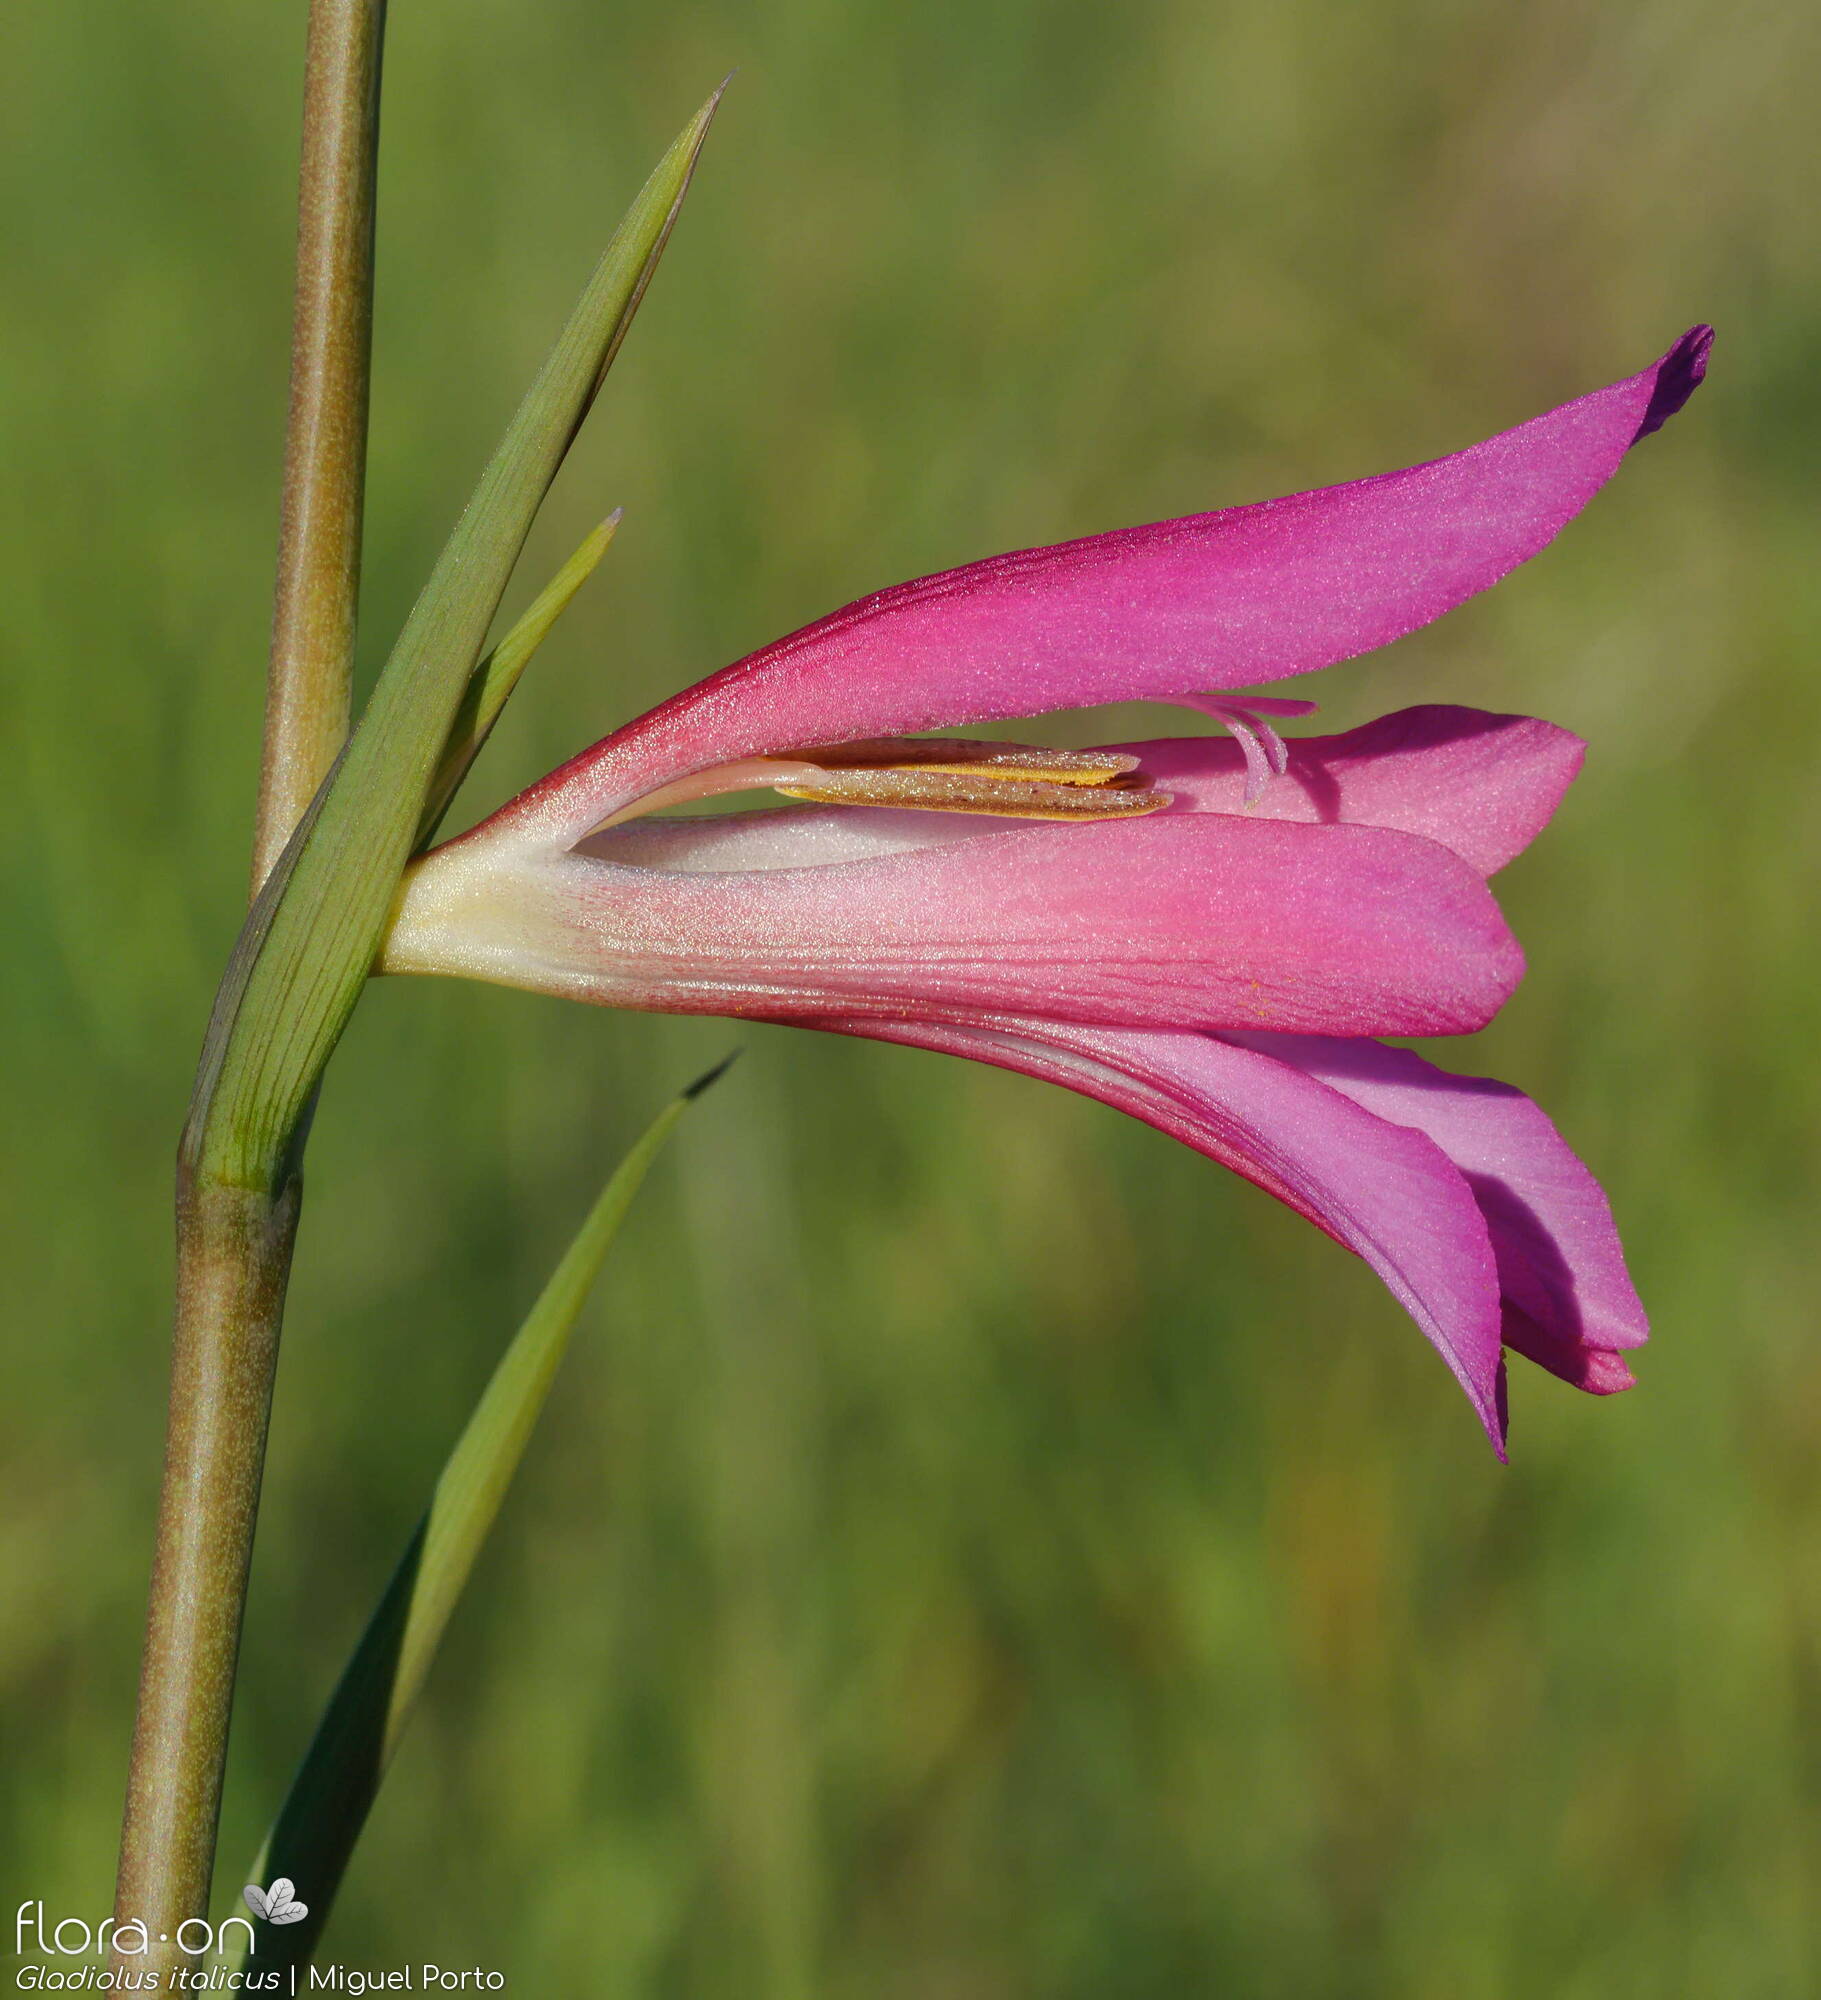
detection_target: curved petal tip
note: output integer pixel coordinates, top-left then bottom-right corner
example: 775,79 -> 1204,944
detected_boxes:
1635,325 -> 1714,441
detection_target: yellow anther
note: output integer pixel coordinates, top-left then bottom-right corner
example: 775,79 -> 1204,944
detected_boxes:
596,736 -> 1166,834
783,737 -> 1141,787
772,765 -> 1167,819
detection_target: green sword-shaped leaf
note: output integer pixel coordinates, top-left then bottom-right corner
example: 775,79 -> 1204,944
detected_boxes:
243,1056 -> 737,1969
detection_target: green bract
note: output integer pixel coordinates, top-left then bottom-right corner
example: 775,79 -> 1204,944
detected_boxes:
418,512 -> 622,849
187,88 -> 725,1196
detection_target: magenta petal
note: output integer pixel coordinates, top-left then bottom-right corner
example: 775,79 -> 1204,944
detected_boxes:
1120,705 -> 1586,876
388,812 -> 1524,1037
804,1014 -> 1509,1448
488,330 -> 1709,840
1226,1035 -> 1648,1393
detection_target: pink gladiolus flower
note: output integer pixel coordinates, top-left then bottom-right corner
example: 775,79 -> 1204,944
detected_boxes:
386,328 -> 1711,1451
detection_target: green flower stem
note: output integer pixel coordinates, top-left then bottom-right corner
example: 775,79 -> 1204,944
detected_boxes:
114,0 -> 384,1964
113,1173 -> 302,1976
253,0 -> 386,892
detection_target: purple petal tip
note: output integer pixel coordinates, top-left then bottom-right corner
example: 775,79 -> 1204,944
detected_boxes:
1488,1357 -> 1510,1462
1634,324 -> 1713,441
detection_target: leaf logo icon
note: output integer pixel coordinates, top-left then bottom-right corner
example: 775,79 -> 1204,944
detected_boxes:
243,1878 -> 309,1925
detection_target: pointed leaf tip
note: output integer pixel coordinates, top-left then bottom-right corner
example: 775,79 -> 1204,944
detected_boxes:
682,1047 -> 743,1099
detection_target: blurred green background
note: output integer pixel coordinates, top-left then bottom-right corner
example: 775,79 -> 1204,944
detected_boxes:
4,0 -> 1817,1992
